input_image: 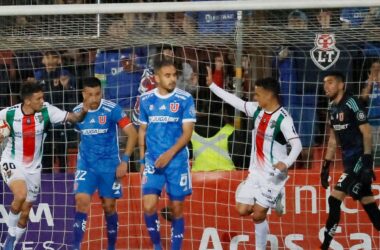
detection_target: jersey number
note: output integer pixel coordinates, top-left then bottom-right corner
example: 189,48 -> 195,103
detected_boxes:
2,162 -> 16,172
75,170 -> 87,181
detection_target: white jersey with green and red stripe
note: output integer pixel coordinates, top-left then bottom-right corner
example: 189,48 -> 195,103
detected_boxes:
0,102 -> 68,172
209,83 -> 300,177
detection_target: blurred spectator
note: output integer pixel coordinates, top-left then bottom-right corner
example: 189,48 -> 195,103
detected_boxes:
30,50 -> 77,172
94,48 -> 147,111
0,50 -> 17,109
287,9 -> 308,29
340,7 -> 369,28
360,59 -> 380,166
317,9 -> 332,29
183,0 -> 236,35
191,104 -> 250,171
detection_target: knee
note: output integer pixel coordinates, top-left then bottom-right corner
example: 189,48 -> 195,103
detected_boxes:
75,195 -> 91,213
235,204 -> 252,216
252,213 -> 267,223
143,203 -> 157,215
102,202 -> 116,215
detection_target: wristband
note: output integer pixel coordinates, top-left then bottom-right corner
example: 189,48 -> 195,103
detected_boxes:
121,154 -> 130,163
139,158 -> 145,164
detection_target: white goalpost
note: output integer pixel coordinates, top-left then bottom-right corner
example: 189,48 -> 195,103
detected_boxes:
0,1 -> 380,249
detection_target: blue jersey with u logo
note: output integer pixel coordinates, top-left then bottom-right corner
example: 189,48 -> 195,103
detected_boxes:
139,88 -> 196,162
73,99 -> 131,173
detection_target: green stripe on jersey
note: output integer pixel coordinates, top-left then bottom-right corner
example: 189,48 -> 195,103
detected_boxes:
6,109 -> 16,159
270,114 -> 285,164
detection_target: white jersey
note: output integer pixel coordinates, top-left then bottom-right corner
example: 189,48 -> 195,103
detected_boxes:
209,84 -> 301,178
0,102 -> 68,172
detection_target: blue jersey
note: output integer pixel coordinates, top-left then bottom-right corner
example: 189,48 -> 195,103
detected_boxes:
139,88 -> 196,162
73,99 -> 131,172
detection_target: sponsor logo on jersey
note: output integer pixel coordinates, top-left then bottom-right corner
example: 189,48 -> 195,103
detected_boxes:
310,33 -> 340,71
333,124 -> 349,131
149,116 -> 179,123
159,105 -> 166,110
81,128 -> 108,135
270,120 -> 276,129
170,103 -> 179,113
149,104 -> 154,111
90,118 -> 95,124
98,116 -> 107,124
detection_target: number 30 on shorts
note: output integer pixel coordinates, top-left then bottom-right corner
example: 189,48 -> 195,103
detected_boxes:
2,162 -> 16,172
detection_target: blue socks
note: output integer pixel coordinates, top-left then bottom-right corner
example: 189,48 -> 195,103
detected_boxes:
144,213 -> 161,249
73,211 -> 87,250
105,213 -> 118,250
171,217 -> 184,250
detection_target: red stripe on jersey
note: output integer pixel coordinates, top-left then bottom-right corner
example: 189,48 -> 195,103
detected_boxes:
118,116 -> 131,128
22,115 -> 35,164
256,113 -> 272,167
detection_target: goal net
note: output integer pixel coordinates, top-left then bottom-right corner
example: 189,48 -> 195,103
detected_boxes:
0,1 -> 380,249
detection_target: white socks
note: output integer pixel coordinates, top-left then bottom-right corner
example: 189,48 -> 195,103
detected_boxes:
15,226 -> 26,243
7,211 -> 20,236
255,220 -> 269,250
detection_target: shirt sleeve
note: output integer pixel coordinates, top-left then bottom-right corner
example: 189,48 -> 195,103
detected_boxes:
209,83 -> 258,117
47,102 -> 68,124
281,116 -> 302,167
182,95 -> 197,123
350,97 -> 368,126
111,104 -> 132,128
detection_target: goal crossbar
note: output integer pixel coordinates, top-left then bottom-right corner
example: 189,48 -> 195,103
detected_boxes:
0,0 -> 379,16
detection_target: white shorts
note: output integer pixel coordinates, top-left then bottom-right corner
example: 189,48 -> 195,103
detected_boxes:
1,160 -> 41,203
235,170 -> 289,208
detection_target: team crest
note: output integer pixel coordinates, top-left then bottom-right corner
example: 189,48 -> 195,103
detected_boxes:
170,103 -> 179,113
270,120 -> 276,129
338,112 -> 344,121
310,33 -> 340,71
98,116 -> 107,124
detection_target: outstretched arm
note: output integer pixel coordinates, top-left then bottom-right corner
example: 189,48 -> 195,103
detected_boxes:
206,66 -> 257,116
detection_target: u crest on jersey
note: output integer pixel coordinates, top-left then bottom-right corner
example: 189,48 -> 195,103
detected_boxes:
170,102 -> 179,113
98,115 -> 107,124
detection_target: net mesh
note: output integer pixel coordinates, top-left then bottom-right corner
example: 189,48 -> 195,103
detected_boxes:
0,2 -> 380,250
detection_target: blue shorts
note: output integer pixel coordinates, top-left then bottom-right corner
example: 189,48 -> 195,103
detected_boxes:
141,157 -> 192,201
74,157 -> 122,199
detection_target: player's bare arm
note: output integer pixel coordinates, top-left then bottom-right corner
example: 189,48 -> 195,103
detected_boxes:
139,123 -> 147,174
325,128 -> 337,160
116,124 -> 138,179
359,123 -> 372,155
66,106 -> 88,124
155,122 -> 194,168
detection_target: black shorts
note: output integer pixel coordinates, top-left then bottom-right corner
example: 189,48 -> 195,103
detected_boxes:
335,155 -> 373,197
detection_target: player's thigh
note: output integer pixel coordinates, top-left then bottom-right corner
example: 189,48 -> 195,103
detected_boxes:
98,172 -> 122,199
1,160 -> 40,203
142,159 -> 166,196
74,167 -> 98,196
165,161 -> 192,201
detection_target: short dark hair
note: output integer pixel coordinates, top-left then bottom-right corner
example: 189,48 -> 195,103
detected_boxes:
43,50 -> 60,57
82,77 -> 101,89
255,77 -> 280,99
153,56 -> 176,72
324,71 -> 346,83
20,83 -> 44,101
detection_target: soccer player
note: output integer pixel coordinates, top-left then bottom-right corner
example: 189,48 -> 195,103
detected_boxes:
320,72 -> 380,250
71,77 -> 137,250
0,83 -> 88,250
206,67 -> 302,250
139,58 -> 196,250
